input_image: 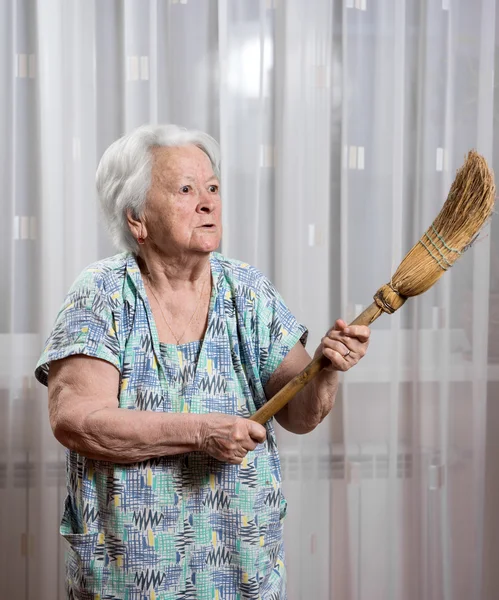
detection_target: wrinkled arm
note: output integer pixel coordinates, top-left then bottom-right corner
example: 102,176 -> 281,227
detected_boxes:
48,355 -> 204,463
264,321 -> 370,434
48,355 -> 266,464
264,342 -> 339,434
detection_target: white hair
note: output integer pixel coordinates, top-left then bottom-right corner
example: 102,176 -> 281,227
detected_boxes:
96,124 -> 221,253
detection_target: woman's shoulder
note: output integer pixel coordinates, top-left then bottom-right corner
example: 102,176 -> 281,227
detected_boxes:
68,252 -> 131,295
211,252 -> 269,292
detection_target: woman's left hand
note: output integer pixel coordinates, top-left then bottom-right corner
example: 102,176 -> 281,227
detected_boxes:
315,319 -> 371,372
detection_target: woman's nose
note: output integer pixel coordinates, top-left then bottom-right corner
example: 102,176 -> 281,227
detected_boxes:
198,193 -> 215,213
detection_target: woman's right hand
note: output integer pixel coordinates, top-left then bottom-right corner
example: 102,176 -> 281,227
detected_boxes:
198,414 -> 267,464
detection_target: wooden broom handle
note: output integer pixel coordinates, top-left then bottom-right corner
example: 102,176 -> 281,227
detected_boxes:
250,301 -> 382,425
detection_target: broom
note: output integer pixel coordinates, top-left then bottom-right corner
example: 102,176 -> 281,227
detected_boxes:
250,150 -> 496,425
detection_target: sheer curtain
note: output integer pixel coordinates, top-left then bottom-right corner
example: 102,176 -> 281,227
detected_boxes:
1,1 -> 498,599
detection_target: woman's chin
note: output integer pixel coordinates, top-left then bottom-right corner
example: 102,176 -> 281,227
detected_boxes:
190,241 -> 220,254
192,231 -> 222,253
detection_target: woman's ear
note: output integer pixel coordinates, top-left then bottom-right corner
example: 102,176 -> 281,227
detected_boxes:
127,210 -> 147,243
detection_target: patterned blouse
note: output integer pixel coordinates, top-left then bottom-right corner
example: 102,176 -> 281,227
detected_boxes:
35,251 -> 307,600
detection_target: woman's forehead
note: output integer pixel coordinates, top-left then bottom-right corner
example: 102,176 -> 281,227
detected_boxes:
152,145 -> 213,174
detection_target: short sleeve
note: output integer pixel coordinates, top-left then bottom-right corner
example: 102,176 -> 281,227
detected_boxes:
34,271 -> 122,387
256,276 -> 308,387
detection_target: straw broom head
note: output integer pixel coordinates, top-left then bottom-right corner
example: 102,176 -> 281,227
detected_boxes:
373,150 -> 496,316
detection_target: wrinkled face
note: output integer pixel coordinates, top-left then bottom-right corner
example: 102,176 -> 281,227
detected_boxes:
142,145 -> 222,255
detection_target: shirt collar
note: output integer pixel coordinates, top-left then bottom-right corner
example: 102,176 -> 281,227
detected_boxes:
124,251 -> 226,299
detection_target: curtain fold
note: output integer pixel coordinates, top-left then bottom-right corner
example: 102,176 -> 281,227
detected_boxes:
0,1 -> 498,598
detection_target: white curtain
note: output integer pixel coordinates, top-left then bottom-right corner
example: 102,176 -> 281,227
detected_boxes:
1,1 -> 498,598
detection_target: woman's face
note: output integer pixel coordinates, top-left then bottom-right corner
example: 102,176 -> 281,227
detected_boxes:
142,144 -> 222,256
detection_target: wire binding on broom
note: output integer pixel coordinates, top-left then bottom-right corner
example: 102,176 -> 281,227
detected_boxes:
419,226 -> 462,271
430,225 -> 462,254
375,282 -> 406,314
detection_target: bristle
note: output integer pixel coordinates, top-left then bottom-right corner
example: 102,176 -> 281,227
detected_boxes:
433,150 -> 495,249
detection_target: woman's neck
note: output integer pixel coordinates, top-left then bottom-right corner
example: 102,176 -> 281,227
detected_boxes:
136,251 -> 211,293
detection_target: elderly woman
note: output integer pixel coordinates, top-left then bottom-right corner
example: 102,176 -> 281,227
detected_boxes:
35,124 -> 370,599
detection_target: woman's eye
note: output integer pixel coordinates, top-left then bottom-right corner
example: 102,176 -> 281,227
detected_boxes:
208,185 -> 219,193
180,186 -> 190,194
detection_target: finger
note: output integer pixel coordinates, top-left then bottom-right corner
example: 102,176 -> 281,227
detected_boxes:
322,337 -> 350,357
214,451 -> 240,464
341,325 -> 370,343
326,327 -> 352,344
234,445 -> 250,461
333,319 -> 348,332
322,346 -> 350,370
222,445 -> 246,464
247,421 -> 267,443
240,437 -> 259,452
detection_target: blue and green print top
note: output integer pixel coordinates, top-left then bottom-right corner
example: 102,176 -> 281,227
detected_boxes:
35,251 -> 307,600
